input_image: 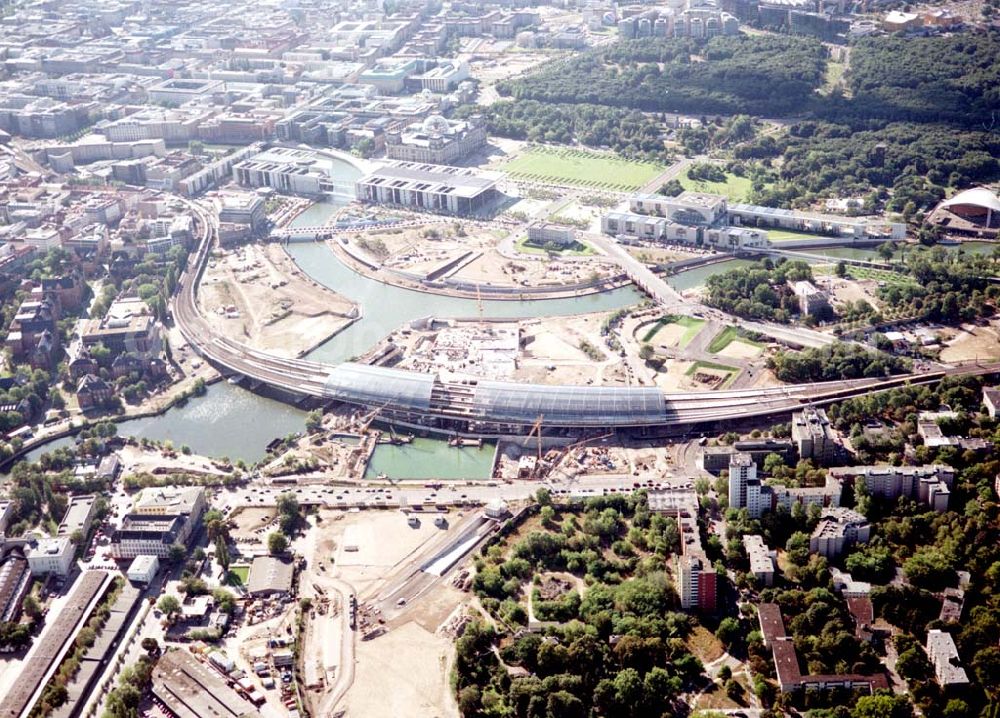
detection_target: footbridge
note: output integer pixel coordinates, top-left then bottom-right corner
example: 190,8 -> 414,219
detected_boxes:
174,202 -> 999,436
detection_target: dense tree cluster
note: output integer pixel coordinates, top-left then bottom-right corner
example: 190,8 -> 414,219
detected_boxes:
767,342 -> 910,383
498,35 -> 827,117
876,249 -> 1000,324
846,35 -> 1000,127
703,259 -> 813,322
466,101 -> 667,161
457,494 -> 706,717
737,121 -> 1000,211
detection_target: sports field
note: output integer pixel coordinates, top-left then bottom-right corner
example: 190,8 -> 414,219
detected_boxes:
504,146 -> 662,191
678,172 -> 753,202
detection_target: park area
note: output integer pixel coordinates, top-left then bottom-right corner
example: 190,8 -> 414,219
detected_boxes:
678,171 -> 752,202
502,146 -> 662,190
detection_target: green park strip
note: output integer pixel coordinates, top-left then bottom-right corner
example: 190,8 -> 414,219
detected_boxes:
642,315 -> 706,346
707,326 -> 764,354
504,146 -> 662,191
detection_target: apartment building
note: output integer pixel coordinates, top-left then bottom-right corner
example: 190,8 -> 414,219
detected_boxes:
809,507 -> 871,559
743,534 -> 775,586
791,407 -> 837,461
926,630 -> 969,687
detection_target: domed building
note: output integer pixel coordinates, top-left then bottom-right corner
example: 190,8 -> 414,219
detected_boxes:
928,186 -> 1000,238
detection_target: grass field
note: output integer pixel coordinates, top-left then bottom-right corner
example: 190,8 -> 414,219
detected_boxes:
767,228 -> 835,242
504,146 -> 662,191
678,171 -> 753,202
707,326 -> 765,354
643,315 -> 705,346
227,565 -> 250,585
845,266 -> 918,287
514,235 -> 594,256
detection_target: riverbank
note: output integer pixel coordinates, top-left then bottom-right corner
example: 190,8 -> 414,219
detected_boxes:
326,235 -> 632,301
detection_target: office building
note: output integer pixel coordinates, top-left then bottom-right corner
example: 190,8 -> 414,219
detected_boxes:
385,115 -> 486,165
356,161 -> 500,216
110,515 -> 185,560
926,630 -> 969,687
133,486 -> 206,520
81,296 -> 161,358
809,507 -> 871,559
791,407 -> 836,461
743,534 -> 775,586
57,494 -> 97,539
26,536 -> 75,577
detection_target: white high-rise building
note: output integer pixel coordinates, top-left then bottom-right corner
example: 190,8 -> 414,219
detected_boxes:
729,452 -> 756,509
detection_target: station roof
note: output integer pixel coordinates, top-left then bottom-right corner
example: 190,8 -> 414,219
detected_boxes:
323,362 -> 435,411
471,381 -> 666,426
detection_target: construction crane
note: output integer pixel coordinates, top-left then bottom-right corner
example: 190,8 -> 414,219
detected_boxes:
524,415 -> 545,476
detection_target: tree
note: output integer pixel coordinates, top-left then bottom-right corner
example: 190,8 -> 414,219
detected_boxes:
157,595 -> 180,618
716,617 -> 740,647
22,593 -> 40,619
851,692 -> 913,718
639,343 -> 655,361
268,532 -> 289,555
140,637 -> 159,655
167,543 -> 186,563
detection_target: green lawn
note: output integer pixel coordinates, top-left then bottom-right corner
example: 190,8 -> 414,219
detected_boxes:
767,228 -> 835,242
678,171 -> 753,202
504,146 -> 662,191
706,326 -> 764,354
643,315 -> 706,347
514,235 -> 594,256
227,565 -> 250,585
845,266 -> 918,287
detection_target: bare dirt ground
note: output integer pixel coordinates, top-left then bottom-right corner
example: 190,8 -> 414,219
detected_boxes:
625,245 -> 699,265
827,277 -> 883,310
939,320 -> 1000,362
717,340 -> 763,360
117,444 -> 229,477
352,222 -> 618,288
198,244 -> 356,357
299,510 -> 470,718
515,313 -> 630,386
346,620 -> 458,718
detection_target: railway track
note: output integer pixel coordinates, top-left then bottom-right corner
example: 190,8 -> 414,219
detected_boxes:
171,199 -> 1000,432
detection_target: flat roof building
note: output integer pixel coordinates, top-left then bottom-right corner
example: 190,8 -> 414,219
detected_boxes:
926,629 -> 969,687
743,534 -> 775,586
57,494 -> 97,539
356,161 -> 500,216
133,486 -> 206,519
26,536 -> 75,577
791,406 -> 836,462
809,507 -> 871,559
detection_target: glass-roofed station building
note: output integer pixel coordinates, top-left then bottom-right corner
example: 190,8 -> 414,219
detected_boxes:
322,363 -> 669,435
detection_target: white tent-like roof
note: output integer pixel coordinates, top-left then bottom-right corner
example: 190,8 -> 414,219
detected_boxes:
941,187 -> 1000,214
